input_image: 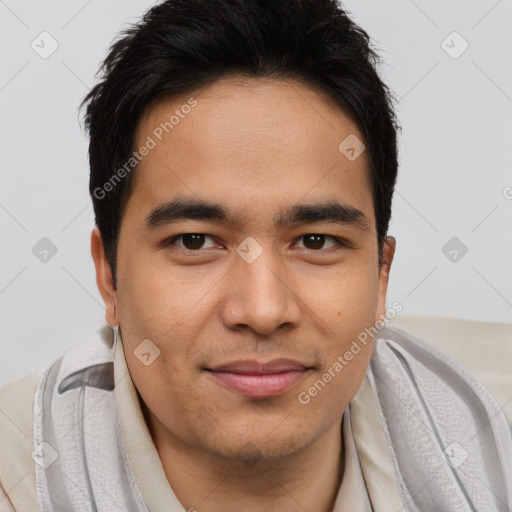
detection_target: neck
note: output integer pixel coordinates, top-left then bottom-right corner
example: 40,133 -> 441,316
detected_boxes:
142,402 -> 345,512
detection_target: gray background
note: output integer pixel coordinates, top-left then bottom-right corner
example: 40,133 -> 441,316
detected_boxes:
1,0 -> 511,385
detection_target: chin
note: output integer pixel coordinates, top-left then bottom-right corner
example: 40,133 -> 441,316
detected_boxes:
198,422 -> 317,464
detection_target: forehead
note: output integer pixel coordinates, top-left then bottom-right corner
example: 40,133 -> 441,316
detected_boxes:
127,75 -> 374,228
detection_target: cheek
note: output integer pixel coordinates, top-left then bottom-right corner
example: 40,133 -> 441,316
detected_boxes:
128,360 -> 193,424
306,259 -> 380,325
297,342 -> 373,421
116,248 -> 220,335
307,260 -> 379,385
126,350 -> 238,446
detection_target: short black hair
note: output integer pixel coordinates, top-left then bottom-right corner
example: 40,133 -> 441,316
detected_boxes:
81,0 -> 400,287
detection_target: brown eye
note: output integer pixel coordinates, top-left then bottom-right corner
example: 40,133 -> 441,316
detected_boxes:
295,234 -> 346,251
163,233 -> 220,253
181,233 -> 206,250
302,234 -> 326,250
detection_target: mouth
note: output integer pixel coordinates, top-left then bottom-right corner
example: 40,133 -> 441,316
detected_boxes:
205,359 -> 314,399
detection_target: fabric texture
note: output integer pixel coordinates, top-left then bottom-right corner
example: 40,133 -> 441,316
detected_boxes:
0,371 -> 41,511
19,326 -> 372,511
364,325 -> 512,511
1,320 -> 511,511
390,315 -> 512,429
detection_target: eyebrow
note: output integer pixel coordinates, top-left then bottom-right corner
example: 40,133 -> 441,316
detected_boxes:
145,197 -> 369,231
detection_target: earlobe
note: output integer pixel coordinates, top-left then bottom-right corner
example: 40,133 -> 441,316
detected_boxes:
91,227 -> 118,327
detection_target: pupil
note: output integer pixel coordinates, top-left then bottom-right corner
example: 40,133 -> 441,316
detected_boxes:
304,234 -> 324,249
183,233 -> 204,250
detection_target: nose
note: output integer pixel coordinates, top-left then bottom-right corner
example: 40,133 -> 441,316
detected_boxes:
220,249 -> 302,336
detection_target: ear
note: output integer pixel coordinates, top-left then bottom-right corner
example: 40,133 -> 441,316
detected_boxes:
91,227 -> 118,327
375,236 -> 396,325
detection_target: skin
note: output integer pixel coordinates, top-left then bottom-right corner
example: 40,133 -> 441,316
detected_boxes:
91,75 -> 395,512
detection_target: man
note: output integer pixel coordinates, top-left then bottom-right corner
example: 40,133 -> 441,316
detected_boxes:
1,0 -> 511,510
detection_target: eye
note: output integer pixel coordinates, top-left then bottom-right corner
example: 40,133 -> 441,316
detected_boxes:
295,234 -> 346,251
166,233 -> 219,251
164,233 -> 349,253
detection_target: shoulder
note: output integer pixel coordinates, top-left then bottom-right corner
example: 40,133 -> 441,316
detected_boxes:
0,325 -> 116,511
0,483 -> 16,511
369,323 -> 512,507
0,370 -> 42,451
0,370 -> 41,412
385,316 -> 512,428
354,321 -> 512,510
371,322 -> 511,419
0,371 -> 42,511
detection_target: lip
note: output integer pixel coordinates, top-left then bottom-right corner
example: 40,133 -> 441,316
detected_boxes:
206,359 -> 312,398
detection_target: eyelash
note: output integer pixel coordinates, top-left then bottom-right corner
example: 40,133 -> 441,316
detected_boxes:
163,233 -> 351,253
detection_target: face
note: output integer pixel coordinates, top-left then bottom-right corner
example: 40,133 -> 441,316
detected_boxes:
92,75 -> 395,462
